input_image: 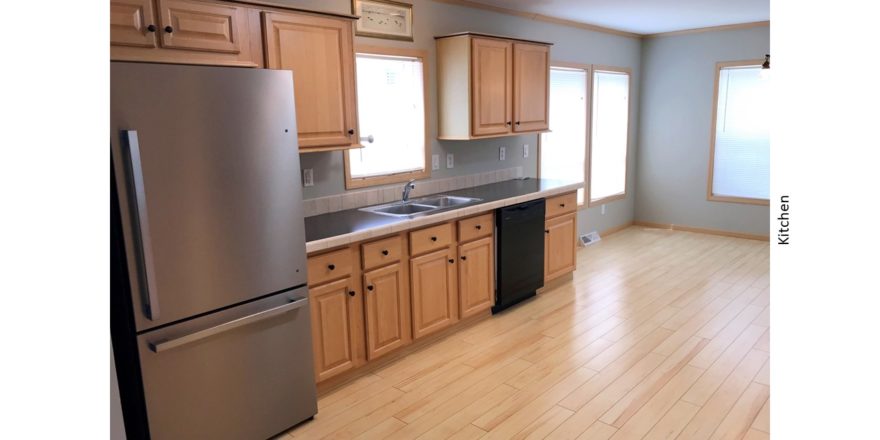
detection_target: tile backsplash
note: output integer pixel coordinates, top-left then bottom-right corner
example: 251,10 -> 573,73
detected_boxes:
302,167 -> 523,217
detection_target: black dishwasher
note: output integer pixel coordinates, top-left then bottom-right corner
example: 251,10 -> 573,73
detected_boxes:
493,198 -> 545,313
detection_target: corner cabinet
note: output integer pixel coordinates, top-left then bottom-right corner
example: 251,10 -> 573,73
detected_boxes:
544,192 -> 578,282
110,0 -> 263,67
436,32 -> 551,140
263,12 -> 361,152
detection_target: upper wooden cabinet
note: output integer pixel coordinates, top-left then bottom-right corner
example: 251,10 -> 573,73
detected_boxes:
110,0 -> 262,67
436,32 -> 551,140
263,12 -> 360,152
512,43 -> 550,133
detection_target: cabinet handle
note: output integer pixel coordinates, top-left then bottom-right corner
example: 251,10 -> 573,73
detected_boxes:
515,121 -> 521,125
164,26 -> 174,33
367,285 -> 374,291
560,203 -> 565,207
475,225 -> 481,230
431,236 -> 437,242
545,229 -> 550,234
506,121 -> 512,126
448,259 -> 454,264
327,264 -> 335,271
381,249 -> 389,256
348,290 -> 356,297
348,128 -> 355,135
461,256 -> 467,261
146,24 -> 157,32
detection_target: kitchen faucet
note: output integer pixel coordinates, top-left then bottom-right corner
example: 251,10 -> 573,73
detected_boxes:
401,179 -> 416,203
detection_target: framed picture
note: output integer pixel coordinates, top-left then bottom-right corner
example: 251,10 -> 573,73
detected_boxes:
352,0 -> 414,42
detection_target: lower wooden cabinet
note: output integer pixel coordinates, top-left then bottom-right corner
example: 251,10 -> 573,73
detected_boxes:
309,277 -> 363,382
458,236 -> 494,318
545,212 -> 577,282
410,247 -> 458,339
363,262 -> 410,360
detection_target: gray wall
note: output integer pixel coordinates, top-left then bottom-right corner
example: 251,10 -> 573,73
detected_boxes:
278,0 -> 642,236
635,26 -> 770,236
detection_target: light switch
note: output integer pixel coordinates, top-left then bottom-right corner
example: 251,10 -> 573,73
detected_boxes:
302,168 -> 314,187
432,154 -> 440,171
499,147 -> 506,161
446,153 -> 454,169
523,144 -> 529,158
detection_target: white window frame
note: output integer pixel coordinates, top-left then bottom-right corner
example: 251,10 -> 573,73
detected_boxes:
707,59 -> 771,206
588,65 -> 631,207
344,45 -> 430,189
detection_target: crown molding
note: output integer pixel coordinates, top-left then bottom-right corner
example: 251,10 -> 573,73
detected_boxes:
642,21 -> 770,38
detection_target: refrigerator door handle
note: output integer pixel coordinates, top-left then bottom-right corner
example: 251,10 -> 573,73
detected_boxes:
123,129 -> 161,321
148,296 -> 309,353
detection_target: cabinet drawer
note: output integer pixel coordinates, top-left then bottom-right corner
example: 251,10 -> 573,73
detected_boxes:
410,223 -> 454,256
307,248 -> 353,286
362,235 -> 402,270
458,212 -> 493,243
545,192 -> 577,218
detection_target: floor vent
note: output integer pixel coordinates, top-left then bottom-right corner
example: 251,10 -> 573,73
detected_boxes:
579,231 -> 601,246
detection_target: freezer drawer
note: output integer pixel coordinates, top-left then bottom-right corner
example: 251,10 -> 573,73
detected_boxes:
137,287 -> 316,440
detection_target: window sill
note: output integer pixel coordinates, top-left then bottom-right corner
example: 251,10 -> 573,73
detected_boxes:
344,168 -> 430,190
588,193 -> 626,207
707,194 -> 770,206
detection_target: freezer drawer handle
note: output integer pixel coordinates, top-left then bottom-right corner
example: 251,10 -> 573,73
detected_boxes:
123,130 -> 161,321
148,296 -> 309,353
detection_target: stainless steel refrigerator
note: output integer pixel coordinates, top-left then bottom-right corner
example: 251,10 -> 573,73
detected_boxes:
110,62 -> 316,439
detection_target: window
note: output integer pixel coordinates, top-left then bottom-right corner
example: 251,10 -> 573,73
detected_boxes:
345,48 -> 428,188
540,65 -> 588,205
708,61 -> 770,204
589,67 -> 630,205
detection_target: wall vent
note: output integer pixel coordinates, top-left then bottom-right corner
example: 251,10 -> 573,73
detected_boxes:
579,231 -> 601,246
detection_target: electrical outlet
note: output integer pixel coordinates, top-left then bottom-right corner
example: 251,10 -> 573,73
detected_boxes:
302,168 -> 314,187
499,146 -> 506,161
601,204 -> 606,215
432,154 -> 440,171
523,144 -> 529,158
446,153 -> 454,169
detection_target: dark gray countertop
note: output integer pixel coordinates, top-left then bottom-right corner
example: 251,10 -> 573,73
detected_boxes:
304,178 -> 578,242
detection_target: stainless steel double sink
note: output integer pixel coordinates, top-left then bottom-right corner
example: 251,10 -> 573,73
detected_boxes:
359,195 -> 482,218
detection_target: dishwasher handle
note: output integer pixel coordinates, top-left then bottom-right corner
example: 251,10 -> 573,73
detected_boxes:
148,296 -> 308,353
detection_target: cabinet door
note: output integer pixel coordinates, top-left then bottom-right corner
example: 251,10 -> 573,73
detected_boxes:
263,12 -> 358,150
410,247 -> 458,339
513,43 -> 550,132
156,0 -> 247,53
471,37 -> 512,137
110,0 -> 158,48
310,277 -> 362,382
458,237 -> 494,318
545,213 -> 577,282
363,263 -> 409,360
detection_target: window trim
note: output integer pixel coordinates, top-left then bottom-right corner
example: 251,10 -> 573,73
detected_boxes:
343,45 -> 430,189
706,59 -> 770,206
537,61 -> 591,208
587,65 -> 631,207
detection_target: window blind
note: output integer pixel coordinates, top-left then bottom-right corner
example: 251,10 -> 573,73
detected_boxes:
541,67 -> 587,204
590,71 -> 629,202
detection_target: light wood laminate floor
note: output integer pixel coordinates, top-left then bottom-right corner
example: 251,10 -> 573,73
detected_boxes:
282,227 -> 770,439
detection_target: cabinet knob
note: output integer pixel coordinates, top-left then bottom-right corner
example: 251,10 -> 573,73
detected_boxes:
461,256 -> 467,261
448,259 -> 454,264
348,290 -> 356,297
475,225 -> 481,230
515,121 -> 521,125
506,121 -> 512,126
348,128 -> 355,135
367,285 -> 374,291
545,229 -> 550,234
381,249 -> 389,256
164,26 -> 174,33
560,203 -> 565,207
328,264 -> 335,271
431,236 -> 437,242
146,24 -> 157,32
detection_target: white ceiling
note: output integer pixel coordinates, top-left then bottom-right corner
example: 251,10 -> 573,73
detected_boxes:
464,0 -> 769,35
